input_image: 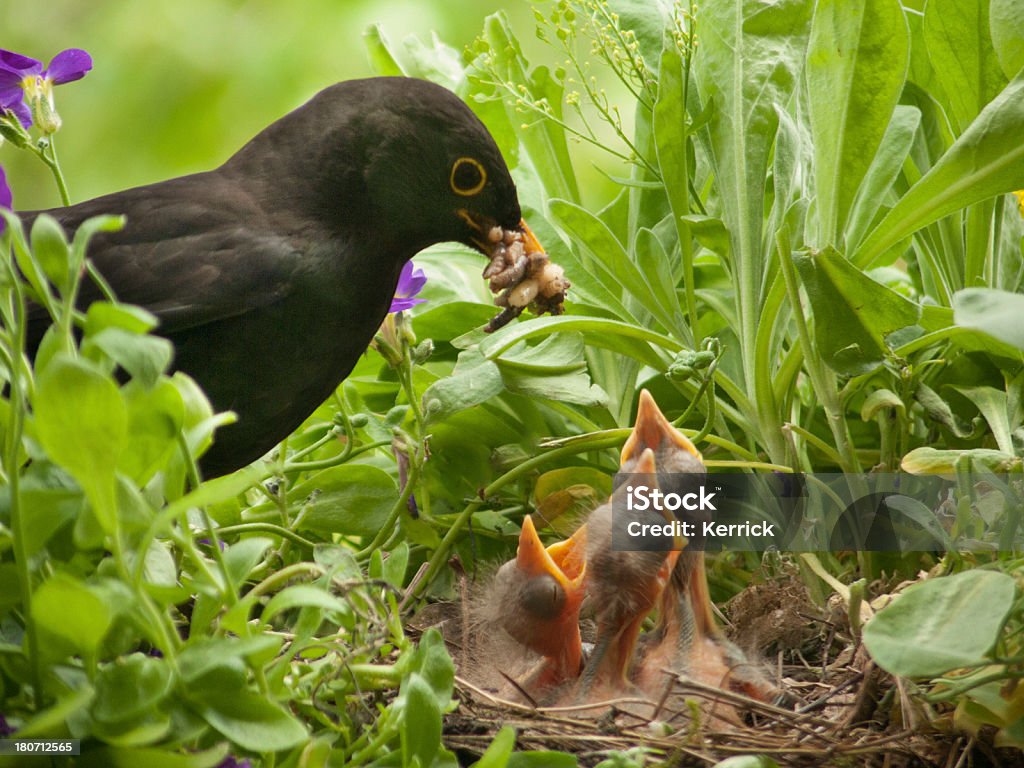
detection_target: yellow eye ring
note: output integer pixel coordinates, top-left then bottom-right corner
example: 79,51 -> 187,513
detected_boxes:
450,157 -> 487,196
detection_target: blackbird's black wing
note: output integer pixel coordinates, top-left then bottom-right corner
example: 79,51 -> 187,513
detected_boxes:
27,171 -> 304,347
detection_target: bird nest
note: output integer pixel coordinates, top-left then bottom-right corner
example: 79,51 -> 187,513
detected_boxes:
422,573 -> 1013,768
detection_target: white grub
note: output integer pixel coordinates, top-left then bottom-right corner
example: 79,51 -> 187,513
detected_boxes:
538,262 -> 568,298
508,278 -> 539,307
488,226 -> 503,243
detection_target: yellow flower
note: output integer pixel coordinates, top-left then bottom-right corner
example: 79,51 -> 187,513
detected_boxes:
1015,190 -> 1024,217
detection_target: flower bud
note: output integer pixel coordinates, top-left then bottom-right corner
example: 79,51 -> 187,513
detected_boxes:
23,75 -> 61,135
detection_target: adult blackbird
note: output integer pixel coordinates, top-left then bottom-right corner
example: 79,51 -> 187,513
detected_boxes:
24,77 -> 535,476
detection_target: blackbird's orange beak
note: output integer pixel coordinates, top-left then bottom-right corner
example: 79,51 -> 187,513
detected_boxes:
622,389 -> 701,465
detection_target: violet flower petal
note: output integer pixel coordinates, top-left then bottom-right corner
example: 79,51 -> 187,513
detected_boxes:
389,260 -> 428,313
45,48 -> 92,85
0,49 -> 42,77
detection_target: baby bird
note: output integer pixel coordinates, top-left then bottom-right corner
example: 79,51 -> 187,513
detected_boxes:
577,448 -> 682,698
623,391 -> 780,707
488,514 -> 587,699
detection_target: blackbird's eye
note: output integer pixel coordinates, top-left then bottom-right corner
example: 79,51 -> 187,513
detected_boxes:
450,157 -> 486,196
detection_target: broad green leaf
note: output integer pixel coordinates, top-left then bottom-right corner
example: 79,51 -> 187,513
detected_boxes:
924,0 -> 1008,133
84,302 -> 159,337
363,24 -> 406,77
608,0 -> 669,70
864,570 -> 1016,677
19,484 -> 83,557
224,537 -> 275,586
120,379 -> 185,485
854,72 -> 1024,267
30,214 -> 71,293
793,247 -> 921,374
508,754 -> 577,768
495,333 -> 587,374
501,367 -> 607,407
472,726 -> 516,768
93,654 -> 174,724
77,745 -> 229,768
31,572 -> 113,660
991,0 -> 1024,79
695,0 -> 813,343
292,464 -> 398,537
846,106 -> 921,252
422,349 -> 505,424
806,0 -> 909,245
34,355 -> 127,533
408,629 -> 455,702
196,687 -> 307,752
954,287 -> 1024,351
954,385 -> 1015,454
400,673 -> 442,768
82,328 -> 173,388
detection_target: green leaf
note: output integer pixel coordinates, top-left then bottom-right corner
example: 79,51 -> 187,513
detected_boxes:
83,328 -> 173,388
548,199 -> 675,333
84,302 -> 159,336
854,72 -> 1024,267
860,389 -> 905,421
422,349 -> 505,424
93,654 -> 174,724
292,464 -> 398,537
953,385 -> 1015,454
223,537 -> 274,587
261,584 -> 348,624
924,0 -> 1008,133
864,570 -> 1016,677
495,333 -> 587,375
481,315 -> 675,370
793,246 -> 922,374
991,0 -> 1024,79
31,572 -> 113,660
846,106 -> 921,252
382,541 -> 410,588
400,674 -> 442,768
30,214 -> 71,293
712,758 -> 781,768
901,446 -> 1018,475
363,24 -> 407,77
120,379 -> 185,485
508,754 -> 578,768
33,355 -> 127,533
695,0 -> 813,333
195,687 -> 307,752
472,726 -> 516,768
806,0 -> 909,245
77,745 -> 229,768
954,288 -> 1024,351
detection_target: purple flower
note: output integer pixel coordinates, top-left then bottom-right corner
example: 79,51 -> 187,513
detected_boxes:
0,164 -> 11,235
0,48 -> 92,130
389,260 -> 427,313
216,757 -> 252,768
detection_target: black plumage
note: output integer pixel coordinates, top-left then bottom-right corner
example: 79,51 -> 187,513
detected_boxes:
23,77 -> 527,476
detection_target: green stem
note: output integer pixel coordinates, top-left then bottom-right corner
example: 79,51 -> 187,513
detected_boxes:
3,272 -> 43,709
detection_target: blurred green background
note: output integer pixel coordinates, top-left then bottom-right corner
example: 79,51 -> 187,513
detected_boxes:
1,0 -> 538,210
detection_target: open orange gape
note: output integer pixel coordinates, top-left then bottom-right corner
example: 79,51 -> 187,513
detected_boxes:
468,390 -> 786,722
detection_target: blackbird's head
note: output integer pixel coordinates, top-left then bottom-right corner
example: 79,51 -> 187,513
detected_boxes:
352,78 -> 529,256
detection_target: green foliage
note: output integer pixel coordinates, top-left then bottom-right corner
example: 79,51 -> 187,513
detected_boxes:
3,0 -> 1024,763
